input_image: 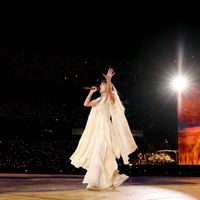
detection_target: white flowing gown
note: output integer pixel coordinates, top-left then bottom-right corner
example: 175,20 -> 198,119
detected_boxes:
70,91 -> 137,189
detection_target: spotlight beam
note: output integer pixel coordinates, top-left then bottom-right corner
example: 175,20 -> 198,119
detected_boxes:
171,75 -> 188,92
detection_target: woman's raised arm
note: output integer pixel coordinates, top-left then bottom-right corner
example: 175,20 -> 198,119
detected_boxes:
103,68 -> 115,104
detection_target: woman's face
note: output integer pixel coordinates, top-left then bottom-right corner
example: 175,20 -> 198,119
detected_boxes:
100,82 -> 107,93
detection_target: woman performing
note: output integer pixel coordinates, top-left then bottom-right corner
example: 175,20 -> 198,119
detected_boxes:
70,68 -> 137,190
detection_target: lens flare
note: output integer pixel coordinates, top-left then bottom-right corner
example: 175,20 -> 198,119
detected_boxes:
171,75 -> 188,92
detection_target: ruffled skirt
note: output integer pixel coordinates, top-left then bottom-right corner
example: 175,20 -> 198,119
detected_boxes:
82,118 -> 128,189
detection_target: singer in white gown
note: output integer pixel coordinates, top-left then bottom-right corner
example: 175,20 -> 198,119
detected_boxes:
70,68 -> 137,190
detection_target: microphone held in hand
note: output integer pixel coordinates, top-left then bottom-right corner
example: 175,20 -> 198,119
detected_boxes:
83,86 -> 99,90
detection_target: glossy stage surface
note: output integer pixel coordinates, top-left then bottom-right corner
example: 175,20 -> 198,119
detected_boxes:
0,174 -> 200,200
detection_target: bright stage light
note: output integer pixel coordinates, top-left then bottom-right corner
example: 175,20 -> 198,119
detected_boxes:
171,75 -> 188,92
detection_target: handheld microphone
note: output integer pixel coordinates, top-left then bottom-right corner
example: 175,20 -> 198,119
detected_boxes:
83,87 -> 99,90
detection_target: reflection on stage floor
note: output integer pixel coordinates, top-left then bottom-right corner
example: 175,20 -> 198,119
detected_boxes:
0,174 -> 200,200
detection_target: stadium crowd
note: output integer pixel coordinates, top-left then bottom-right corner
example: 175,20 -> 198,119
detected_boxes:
0,48 -> 178,174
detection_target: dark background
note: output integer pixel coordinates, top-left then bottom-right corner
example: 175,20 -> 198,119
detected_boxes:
0,3 -> 200,173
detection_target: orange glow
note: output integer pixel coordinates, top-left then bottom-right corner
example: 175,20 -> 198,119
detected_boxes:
178,89 -> 200,165
179,127 -> 200,165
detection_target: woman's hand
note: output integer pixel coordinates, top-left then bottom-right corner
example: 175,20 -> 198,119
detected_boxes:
89,86 -> 98,93
103,67 -> 115,82
84,86 -> 99,107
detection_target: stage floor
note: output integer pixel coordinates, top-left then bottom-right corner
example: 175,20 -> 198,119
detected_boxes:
0,174 -> 200,200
